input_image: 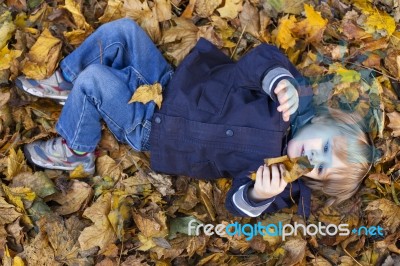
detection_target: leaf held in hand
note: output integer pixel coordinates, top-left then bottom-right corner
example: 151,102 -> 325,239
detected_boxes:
129,83 -> 163,109
250,155 -> 313,183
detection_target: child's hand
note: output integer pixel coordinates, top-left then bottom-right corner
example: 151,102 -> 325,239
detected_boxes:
274,79 -> 299,122
248,164 -> 288,201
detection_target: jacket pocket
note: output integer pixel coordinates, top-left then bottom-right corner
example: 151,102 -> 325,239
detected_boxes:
197,79 -> 231,115
191,160 -> 222,180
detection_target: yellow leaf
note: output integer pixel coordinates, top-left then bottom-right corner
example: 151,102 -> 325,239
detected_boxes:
78,193 -> 117,252
0,196 -> 22,225
6,148 -> 29,180
69,164 -> 91,179
62,0 -> 92,30
211,16 -> 236,48
107,192 -> 132,240
2,185 -> 35,226
98,0 -> 125,23
272,15 -> 297,50
137,233 -> 157,251
294,4 -> 327,43
0,45 -> 22,71
0,12 -> 16,49
354,0 -> 395,37
217,0 -> 243,19
12,256 -> 25,266
64,29 -> 91,46
129,83 -> 163,109
22,28 -> 62,80
328,64 -> 361,83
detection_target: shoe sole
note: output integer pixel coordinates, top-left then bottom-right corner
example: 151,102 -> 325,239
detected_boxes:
15,79 -> 69,101
24,145 -> 95,175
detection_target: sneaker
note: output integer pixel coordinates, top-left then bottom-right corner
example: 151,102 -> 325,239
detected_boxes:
24,137 -> 95,174
15,69 -> 72,101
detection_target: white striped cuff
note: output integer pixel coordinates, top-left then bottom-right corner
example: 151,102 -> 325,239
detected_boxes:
232,184 -> 274,217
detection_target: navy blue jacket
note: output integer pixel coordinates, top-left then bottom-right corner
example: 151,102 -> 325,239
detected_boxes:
150,38 -> 315,218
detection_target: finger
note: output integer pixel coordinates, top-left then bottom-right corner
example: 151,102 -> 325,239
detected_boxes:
279,164 -> 288,189
262,165 -> 271,188
277,87 -> 296,105
274,80 -> 290,95
277,95 -> 297,112
270,165 -> 281,189
254,165 -> 264,189
285,101 -> 299,115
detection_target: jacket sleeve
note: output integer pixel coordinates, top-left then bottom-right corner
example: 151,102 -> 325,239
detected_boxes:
225,172 -> 312,218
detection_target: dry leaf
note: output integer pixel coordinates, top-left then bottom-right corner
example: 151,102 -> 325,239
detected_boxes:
154,0 -> 171,22
0,12 -> 16,49
96,155 -> 123,180
294,4 -> 328,43
11,171 -> 56,198
98,0 -> 125,23
5,148 -> 30,181
387,112 -> 400,137
198,180 -> 216,221
22,28 -> 62,79
272,15 -> 297,50
0,197 -> 22,225
239,0 -> 260,38
0,46 -> 22,71
78,193 -> 117,252
128,83 -> 163,109
46,180 -> 93,215
250,155 -> 313,183
217,0 -> 243,19
195,0 -> 222,18
366,198 -> 400,233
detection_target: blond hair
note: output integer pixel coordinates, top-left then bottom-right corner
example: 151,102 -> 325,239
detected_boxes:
302,108 -> 373,206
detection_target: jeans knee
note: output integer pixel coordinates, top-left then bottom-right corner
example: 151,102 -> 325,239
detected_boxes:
98,18 -> 139,38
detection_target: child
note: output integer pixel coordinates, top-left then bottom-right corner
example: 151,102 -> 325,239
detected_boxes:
16,18 -> 372,218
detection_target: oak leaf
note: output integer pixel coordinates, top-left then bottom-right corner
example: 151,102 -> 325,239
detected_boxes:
129,83 -> 163,109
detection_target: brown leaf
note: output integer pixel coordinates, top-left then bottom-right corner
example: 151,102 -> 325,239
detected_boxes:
0,196 -> 22,225
366,198 -> 400,233
46,180 -> 93,215
239,0 -> 260,38
154,0 -> 172,22
368,173 -> 391,185
78,193 -> 117,252
198,180 -> 216,221
147,171 -> 175,196
195,0 -> 222,18
387,111 -> 400,137
217,0 -> 243,19
5,148 -> 30,181
96,155 -> 123,180
11,171 -> 56,198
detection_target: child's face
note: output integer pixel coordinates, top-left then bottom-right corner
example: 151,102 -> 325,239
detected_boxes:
287,123 -> 347,181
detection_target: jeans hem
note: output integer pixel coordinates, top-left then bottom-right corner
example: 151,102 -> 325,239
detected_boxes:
56,123 -> 97,152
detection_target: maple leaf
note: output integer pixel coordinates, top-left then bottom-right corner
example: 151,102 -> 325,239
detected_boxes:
217,0 -> 243,19
294,4 -> 328,43
129,83 -> 163,109
272,15 -> 297,50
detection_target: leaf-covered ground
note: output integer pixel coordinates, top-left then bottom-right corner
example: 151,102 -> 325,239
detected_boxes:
1,0 -> 400,265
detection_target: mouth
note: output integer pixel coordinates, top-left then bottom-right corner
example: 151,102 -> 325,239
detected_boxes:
300,145 -> 304,157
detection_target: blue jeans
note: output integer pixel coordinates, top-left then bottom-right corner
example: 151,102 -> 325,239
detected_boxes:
56,18 -> 173,152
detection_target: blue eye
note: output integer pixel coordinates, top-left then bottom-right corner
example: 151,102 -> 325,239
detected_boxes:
324,142 -> 329,153
318,164 -> 324,175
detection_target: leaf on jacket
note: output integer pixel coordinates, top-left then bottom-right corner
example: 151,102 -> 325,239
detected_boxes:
129,83 -> 163,109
